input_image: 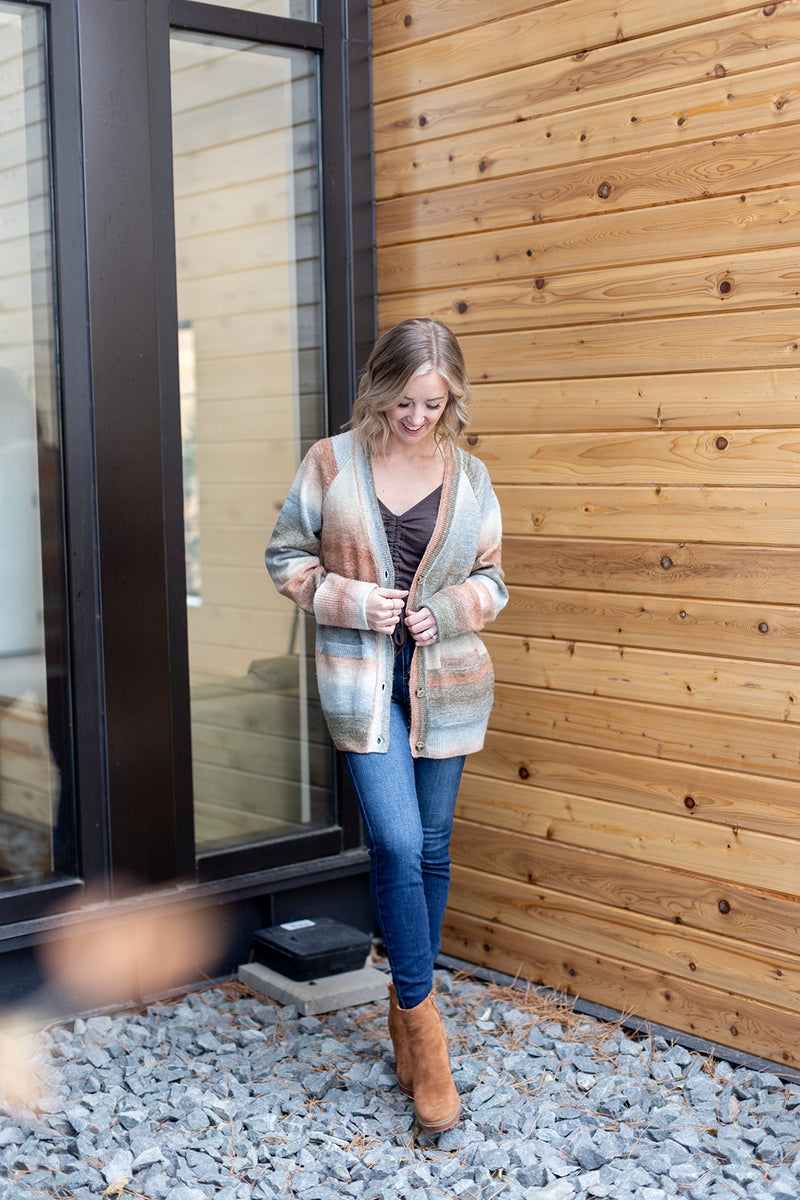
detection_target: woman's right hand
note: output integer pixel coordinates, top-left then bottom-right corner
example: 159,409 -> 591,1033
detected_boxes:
366,587 -> 408,634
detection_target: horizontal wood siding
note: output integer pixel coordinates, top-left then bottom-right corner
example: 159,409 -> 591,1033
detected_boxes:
372,0 -> 800,1066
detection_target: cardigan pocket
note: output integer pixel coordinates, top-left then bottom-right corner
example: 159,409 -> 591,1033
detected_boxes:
423,633 -> 495,729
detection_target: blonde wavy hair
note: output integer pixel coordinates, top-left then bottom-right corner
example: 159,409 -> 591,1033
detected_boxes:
348,319 -> 472,454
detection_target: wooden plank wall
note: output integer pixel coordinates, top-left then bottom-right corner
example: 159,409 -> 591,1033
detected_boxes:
372,0 -> 800,1068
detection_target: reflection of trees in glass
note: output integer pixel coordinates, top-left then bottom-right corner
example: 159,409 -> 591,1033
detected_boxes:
179,324 -> 202,603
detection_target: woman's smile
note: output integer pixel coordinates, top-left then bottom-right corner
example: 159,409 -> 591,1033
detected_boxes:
387,370 -> 447,449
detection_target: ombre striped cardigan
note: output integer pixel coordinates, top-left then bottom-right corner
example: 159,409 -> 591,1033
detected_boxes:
265,430 -> 508,758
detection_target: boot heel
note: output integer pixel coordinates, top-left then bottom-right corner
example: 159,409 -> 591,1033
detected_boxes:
397,992 -> 460,1133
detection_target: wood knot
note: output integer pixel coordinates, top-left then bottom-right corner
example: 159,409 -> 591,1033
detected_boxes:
715,435 -> 729,450
763,2 -> 777,13
535,277 -> 545,290
478,158 -> 489,173
660,556 -> 673,570
715,63 -> 726,77
758,622 -> 769,634
679,610 -> 687,619
677,115 -> 687,127
719,279 -> 732,294
418,114 -> 427,127
597,181 -> 612,199
718,899 -> 731,914
403,13 -> 412,26
456,300 -> 468,314
518,766 -> 530,780
684,795 -> 696,809
466,434 -> 478,446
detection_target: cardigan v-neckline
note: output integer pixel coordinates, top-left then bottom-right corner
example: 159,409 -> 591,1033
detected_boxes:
377,484 -> 443,518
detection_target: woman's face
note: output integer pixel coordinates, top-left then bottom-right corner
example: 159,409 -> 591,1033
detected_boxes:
386,370 -> 448,451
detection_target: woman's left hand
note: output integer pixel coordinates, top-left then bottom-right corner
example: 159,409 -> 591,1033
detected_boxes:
405,606 -> 439,645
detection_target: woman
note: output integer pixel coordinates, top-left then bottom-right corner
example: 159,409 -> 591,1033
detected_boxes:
265,319 -> 507,1133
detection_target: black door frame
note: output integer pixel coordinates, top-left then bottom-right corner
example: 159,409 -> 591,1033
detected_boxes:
0,0 -> 375,932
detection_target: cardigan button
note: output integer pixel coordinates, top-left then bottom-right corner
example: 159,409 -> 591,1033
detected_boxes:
415,687 -> 425,697
415,741 -> 425,751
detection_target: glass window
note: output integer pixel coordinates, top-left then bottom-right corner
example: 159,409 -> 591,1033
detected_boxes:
0,3 -> 72,887
170,30 -> 332,854
186,1 -> 317,19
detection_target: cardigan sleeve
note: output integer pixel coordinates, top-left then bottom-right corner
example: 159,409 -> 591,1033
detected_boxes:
265,442 -> 376,630
423,456 -> 508,640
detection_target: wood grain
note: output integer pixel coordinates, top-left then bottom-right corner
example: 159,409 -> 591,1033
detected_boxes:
375,60 -> 800,196
467,371 -> 800,433
450,817 -> 800,955
455,774 -> 800,894
378,188 -> 800,292
495,485 -> 800,546
375,3 -> 800,150
472,728 -> 800,839
502,537 -> 800,602
490,683 -> 800,781
493,586 -> 800,664
440,908 -> 800,1068
485,630 -> 800,725
448,860 -> 800,1011
470,427 -> 800,485
372,0 -> 760,103
379,245 -> 800,333
372,0 -> 544,55
373,0 -> 800,1069
376,122 -> 800,245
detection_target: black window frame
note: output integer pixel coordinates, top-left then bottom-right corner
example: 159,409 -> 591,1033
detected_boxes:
0,0 -> 106,927
0,0 -> 375,928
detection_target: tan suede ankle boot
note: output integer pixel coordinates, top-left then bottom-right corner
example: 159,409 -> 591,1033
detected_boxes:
397,992 -> 460,1133
388,983 -> 414,1096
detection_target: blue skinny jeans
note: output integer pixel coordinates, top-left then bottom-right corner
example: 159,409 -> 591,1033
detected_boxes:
343,641 -> 465,1010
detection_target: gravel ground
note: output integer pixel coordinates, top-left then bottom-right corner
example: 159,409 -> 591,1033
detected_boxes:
1,967 -> 800,1200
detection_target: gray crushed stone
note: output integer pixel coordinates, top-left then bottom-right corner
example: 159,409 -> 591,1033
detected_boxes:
2,967 -> 800,1199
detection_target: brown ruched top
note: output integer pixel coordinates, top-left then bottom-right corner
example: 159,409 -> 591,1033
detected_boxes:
378,484 -> 442,647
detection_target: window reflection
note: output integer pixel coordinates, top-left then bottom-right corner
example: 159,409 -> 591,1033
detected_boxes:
187,1 -> 317,19
0,4 -> 72,887
170,32 -> 332,853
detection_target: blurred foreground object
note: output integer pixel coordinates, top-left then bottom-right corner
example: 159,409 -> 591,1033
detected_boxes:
0,1008 -> 51,1114
37,883 -> 228,1011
